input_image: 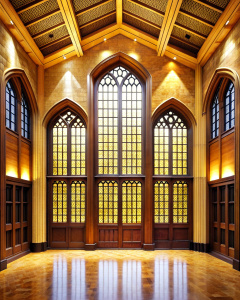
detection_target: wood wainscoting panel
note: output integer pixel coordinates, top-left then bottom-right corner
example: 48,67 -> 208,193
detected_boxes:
221,132 -> 235,178
6,132 -> 18,178
209,139 -> 220,181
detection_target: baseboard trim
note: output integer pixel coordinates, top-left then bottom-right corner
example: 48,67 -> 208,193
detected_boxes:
210,251 -> 233,265
233,259 -> 240,271
143,243 -> 155,250
85,243 -> 96,251
0,259 -> 7,271
31,242 -> 47,252
7,250 -> 30,264
190,242 -> 210,253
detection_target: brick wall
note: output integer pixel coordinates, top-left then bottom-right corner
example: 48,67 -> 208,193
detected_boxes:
44,34 -> 195,116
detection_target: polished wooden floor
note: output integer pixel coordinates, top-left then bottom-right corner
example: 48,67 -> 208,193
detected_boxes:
0,250 -> 240,300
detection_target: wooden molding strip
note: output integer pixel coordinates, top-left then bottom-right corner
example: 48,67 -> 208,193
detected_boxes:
116,0 -> 122,26
25,9 -> 60,27
179,9 -> 214,27
192,0 -> 224,13
57,0 -> 83,57
157,0 -> 183,56
174,23 -> 207,40
123,11 -> 161,30
197,0 -> 240,66
16,0 -> 49,14
76,0 -> 113,17
79,11 -> 116,29
171,35 -> 200,50
39,35 -> 70,50
32,23 -> 65,39
44,44 -> 76,68
165,45 -> 198,69
0,0 -> 44,65
128,0 -> 165,17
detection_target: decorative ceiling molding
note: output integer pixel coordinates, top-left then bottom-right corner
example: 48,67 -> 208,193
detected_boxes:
57,0 -> 83,57
192,0 -> 224,13
116,0 -> 123,26
16,0 -> 49,14
157,0 -> 183,56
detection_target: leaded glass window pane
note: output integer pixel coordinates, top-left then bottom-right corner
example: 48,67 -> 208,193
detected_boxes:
224,81 -> 235,131
154,181 -> 169,223
6,81 -> 17,131
52,181 -> 67,223
98,181 -> 118,224
173,181 -> 188,223
71,118 -> 86,175
154,111 -> 187,176
21,93 -> 30,139
211,83 -> 220,139
122,181 -> 141,224
71,181 -> 85,223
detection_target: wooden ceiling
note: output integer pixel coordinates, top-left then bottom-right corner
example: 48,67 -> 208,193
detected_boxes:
1,0 -> 240,69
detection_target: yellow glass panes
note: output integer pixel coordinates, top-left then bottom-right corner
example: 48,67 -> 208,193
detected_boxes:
98,74 -> 118,175
154,181 -> 169,223
98,181 -> 118,223
173,181 -> 188,223
53,118 -> 68,175
71,118 -> 86,175
122,75 -> 142,174
122,181 -> 141,224
154,126 -> 169,175
71,181 -> 85,223
52,181 -> 67,223
172,120 -> 187,175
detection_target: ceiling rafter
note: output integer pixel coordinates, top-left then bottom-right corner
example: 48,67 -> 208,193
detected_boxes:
179,9 -> 214,27
76,0 -> 112,16
57,0 -> 83,57
40,35 -> 70,50
128,0 -> 165,17
123,11 -> 161,30
32,23 -> 65,39
16,0 -> 49,14
79,12 -> 116,29
25,9 -> 60,27
171,35 -> 200,50
116,0 -> 122,26
192,0 -> 224,13
174,23 -> 207,39
157,0 -> 183,56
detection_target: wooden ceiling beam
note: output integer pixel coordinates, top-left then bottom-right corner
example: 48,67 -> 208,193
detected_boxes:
44,44 -> 76,68
123,11 -> 161,30
79,12 -> 115,29
0,0 -> 44,65
57,0 -> 83,57
16,0 -> 49,14
198,0 -> 240,66
179,10 -> 214,27
76,0 -> 112,17
116,0 -> 122,26
165,45 -> 197,69
39,35 -> 70,50
32,23 -> 65,39
192,0 -> 224,13
157,0 -> 183,56
128,0 -> 165,17
25,9 -> 60,27
171,35 -> 201,50
174,23 -> 207,39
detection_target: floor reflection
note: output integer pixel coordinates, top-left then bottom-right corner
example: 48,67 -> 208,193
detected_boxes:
98,260 -> 118,300
122,260 -> 142,300
52,255 -> 68,300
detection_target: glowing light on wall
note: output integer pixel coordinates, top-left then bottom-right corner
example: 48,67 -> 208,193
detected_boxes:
7,38 -> 16,67
129,53 -> 139,61
21,171 -> 30,181
101,50 -> 112,59
210,171 -> 219,181
6,169 -> 18,178
222,167 -> 234,178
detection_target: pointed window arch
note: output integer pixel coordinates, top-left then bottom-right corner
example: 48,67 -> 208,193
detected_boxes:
6,80 -> 17,131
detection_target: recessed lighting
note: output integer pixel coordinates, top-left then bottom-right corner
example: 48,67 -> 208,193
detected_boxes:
10,20 -> 14,25
134,38 -> 137,42
225,20 -> 229,25
104,38 -> 106,41
185,34 -> 191,39
63,55 -> 66,60
49,33 -> 54,38
173,57 -> 176,60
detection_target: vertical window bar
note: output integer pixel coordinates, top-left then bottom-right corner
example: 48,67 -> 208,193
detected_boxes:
21,92 -> 30,139
6,81 -> 17,131
224,81 -> 235,131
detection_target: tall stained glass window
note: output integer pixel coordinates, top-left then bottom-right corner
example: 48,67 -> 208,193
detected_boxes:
6,81 -> 17,131
154,111 -> 187,176
50,110 -> 87,224
211,83 -> 220,139
173,181 -> 188,223
154,181 -> 169,223
21,93 -> 30,139
224,81 -> 235,131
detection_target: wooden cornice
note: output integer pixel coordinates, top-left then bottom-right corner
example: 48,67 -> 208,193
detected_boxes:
116,0 -> 122,26
0,0 -> 44,65
197,0 -> 240,66
44,44 -> 76,69
157,0 -> 183,56
57,0 -> 83,57
192,0 -> 224,13
16,0 -> 49,14
165,45 -> 198,69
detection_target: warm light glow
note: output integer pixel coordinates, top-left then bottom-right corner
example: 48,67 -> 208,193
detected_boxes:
104,38 -> 106,41
129,53 -> 139,61
10,20 -> 14,25
210,170 -> 219,181
101,50 -> 112,59
173,57 -> 176,60
222,167 -> 234,178
63,55 -> 66,59
21,171 -> 30,181
6,169 -> 18,178
134,38 -> 137,42
7,39 -> 16,67
222,40 -> 235,59
225,20 -> 229,25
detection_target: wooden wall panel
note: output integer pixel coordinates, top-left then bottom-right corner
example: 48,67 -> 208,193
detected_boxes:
222,133 -> 235,178
20,141 -> 31,181
209,140 -> 220,181
6,132 -> 18,178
